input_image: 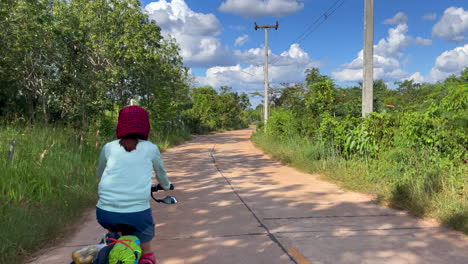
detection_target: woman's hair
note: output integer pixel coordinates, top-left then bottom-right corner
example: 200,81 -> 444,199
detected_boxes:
119,133 -> 145,152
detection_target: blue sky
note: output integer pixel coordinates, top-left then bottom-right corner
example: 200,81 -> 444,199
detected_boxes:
141,0 -> 467,99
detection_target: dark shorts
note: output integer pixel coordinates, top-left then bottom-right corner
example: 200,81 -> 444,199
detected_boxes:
96,207 -> 155,243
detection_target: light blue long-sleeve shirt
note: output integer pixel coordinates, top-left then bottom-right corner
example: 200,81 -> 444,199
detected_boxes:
96,140 -> 171,213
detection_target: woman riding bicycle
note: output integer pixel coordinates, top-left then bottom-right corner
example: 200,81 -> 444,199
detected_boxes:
95,105 -> 172,264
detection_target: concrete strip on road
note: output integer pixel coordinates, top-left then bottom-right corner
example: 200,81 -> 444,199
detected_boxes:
210,129 -> 467,264
30,128 -> 467,264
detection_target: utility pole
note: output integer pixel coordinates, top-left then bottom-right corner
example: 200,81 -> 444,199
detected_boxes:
255,21 -> 279,129
362,0 -> 374,116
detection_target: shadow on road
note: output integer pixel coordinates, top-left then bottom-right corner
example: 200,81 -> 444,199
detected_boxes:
155,128 -> 467,264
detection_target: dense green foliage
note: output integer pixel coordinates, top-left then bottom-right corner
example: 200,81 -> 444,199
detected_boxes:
186,86 -> 250,133
0,1 -> 249,262
0,0 -> 250,131
253,67 -> 467,233
0,0 -> 190,127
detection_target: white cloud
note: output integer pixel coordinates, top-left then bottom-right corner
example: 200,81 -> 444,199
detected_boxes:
414,37 -> 432,46
405,72 -> 425,84
331,69 -> 362,83
433,44 -> 468,72
407,44 -> 468,83
279,43 -> 312,61
332,20 -> 431,83
219,0 -> 304,18
432,7 -> 468,42
374,24 -> 411,58
383,12 -> 408,25
422,13 -> 437,21
198,65 -> 264,89
144,0 -> 317,101
429,44 -> 468,81
234,47 -> 266,65
332,66 -> 408,83
234,35 -> 249,47
145,0 -> 234,67
233,43 -> 317,66
198,44 -> 320,92
333,23 -> 408,82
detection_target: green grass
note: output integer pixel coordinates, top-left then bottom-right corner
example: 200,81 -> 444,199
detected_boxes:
252,132 -> 467,234
0,125 -> 191,264
0,126 -> 98,264
153,126 -> 191,151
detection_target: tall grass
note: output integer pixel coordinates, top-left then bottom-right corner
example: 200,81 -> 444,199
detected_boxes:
153,125 -> 191,151
252,132 -> 467,234
0,126 -> 98,264
0,125 -> 191,264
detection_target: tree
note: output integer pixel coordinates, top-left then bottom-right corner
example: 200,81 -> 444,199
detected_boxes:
304,68 -> 335,116
305,67 -> 332,85
239,93 -> 251,111
271,83 -> 306,115
219,86 -> 232,95
334,86 -> 361,118
373,80 -> 389,112
0,0 -> 190,128
2,0 -> 57,123
187,86 -> 248,132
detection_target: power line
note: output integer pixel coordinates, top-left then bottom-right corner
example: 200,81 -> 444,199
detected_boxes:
296,0 -> 346,45
269,0 -> 346,67
239,0 -> 346,76
240,69 -> 255,76
292,0 -> 345,45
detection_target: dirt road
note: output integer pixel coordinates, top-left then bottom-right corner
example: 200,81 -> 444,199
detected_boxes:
31,128 -> 467,264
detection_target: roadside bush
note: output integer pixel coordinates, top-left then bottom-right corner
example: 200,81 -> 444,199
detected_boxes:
266,109 -> 299,139
255,70 -> 467,234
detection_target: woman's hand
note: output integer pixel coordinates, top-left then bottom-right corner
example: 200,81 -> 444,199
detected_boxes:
151,183 -> 174,192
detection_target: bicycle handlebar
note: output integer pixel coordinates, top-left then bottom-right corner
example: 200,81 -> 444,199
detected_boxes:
150,184 -> 177,204
151,183 -> 174,192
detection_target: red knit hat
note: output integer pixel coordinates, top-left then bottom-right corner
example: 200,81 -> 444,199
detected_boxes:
116,106 -> 150,140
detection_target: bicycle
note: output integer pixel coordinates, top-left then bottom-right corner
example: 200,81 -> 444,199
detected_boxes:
71,184 -> 177,264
